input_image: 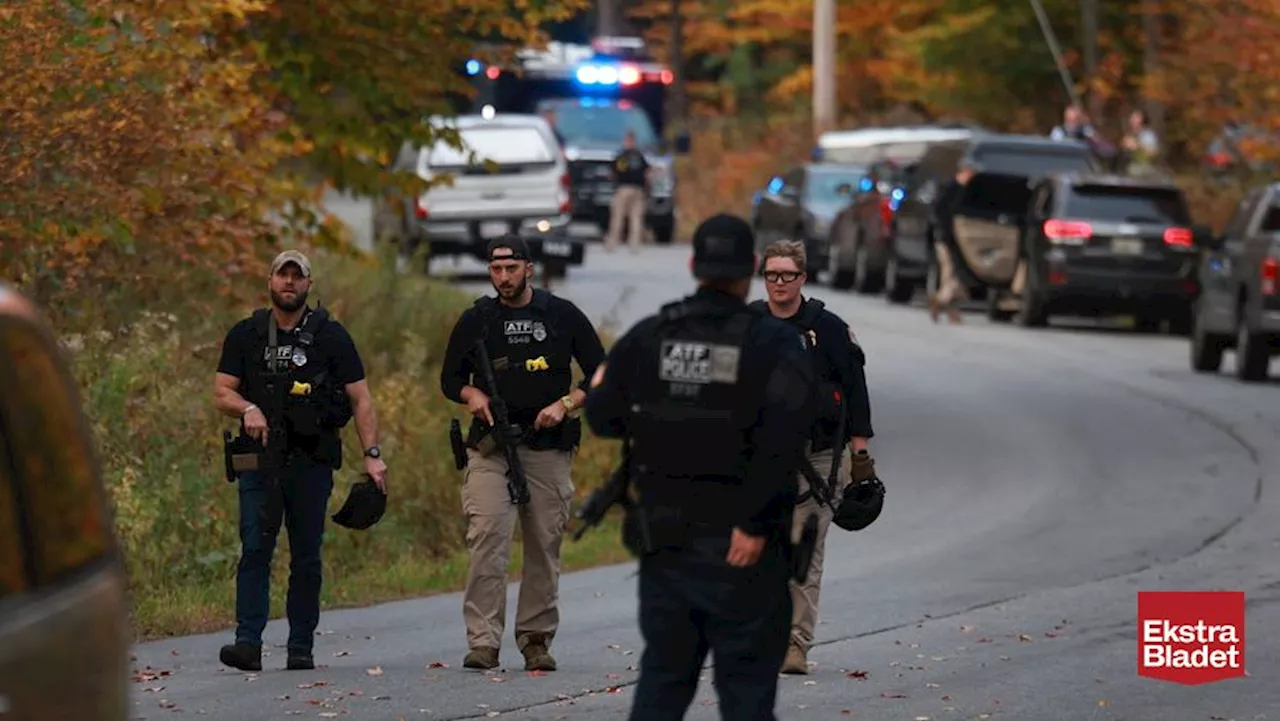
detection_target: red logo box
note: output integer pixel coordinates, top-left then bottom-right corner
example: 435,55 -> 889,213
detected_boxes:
1138,591 -> 1246,685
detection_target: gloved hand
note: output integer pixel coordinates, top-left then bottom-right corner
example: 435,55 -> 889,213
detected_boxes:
850,449 -> 878,483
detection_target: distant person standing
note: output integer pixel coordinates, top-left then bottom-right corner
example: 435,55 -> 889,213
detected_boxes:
1121,108 -> 1161,177
604,130 -> 650,252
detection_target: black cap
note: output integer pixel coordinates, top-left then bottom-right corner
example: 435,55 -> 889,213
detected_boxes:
691,214 -> 756,280
331,476 -> 387,531
486,234 -> 532,262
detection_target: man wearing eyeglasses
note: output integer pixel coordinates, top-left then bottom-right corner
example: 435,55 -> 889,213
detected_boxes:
749,240 -> 878,675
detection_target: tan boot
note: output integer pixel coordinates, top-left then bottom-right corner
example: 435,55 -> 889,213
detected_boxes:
463,646 -> 499,670
780,643 -> 809,674
519,634 -> 557,672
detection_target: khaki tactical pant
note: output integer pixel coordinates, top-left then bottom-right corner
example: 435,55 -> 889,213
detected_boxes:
789,446 -> 851,651
605,185 -> 646,249
461,446 -> 574,653
933,241 -> 969,306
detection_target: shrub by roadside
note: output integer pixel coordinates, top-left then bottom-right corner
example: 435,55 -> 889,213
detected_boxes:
67,249 -> 626,640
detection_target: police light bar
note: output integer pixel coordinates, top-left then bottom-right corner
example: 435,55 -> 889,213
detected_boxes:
575,62 -> 672,86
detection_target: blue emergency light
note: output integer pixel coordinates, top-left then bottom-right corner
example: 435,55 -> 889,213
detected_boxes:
575,62 -> 642,87
465,59 -> 481,76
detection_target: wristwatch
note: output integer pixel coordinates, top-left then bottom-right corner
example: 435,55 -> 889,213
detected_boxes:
364,445 -> 381,459
560,395 -> 574,411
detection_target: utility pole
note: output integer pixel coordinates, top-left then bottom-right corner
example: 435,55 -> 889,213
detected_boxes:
669,0 -> 686,129
812,0 -> 837,136
1081,0 -> 1099,119
597,0 -> 623,36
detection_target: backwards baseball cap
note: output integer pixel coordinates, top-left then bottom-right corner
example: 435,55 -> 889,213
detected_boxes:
486,234 -> 532,262
692,213 -> 756,280
270,249 -> 312,277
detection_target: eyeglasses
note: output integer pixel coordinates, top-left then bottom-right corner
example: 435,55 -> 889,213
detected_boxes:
763,270 -> 802,284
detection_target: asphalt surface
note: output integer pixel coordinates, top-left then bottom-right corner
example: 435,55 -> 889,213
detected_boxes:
131,234 -> 1280,720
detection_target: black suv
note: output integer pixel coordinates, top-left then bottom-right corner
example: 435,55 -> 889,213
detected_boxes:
887,133 -> 1098,304
988,173 -> 1209,330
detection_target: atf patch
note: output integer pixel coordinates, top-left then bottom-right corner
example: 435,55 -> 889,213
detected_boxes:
659,340 -> 741,384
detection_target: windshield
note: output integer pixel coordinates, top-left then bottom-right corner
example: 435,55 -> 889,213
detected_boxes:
1063,186 -> 1191,225
972,147 -> 1096,176
806,170 -> 865,203
541,104 -> 659,149
427,126 -> 555,168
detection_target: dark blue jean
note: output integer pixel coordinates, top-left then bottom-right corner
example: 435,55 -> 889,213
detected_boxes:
234,462 -> 334,652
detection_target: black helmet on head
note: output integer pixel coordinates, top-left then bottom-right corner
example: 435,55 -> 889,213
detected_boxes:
832,476 -> 884,532
332,476 -> 387,530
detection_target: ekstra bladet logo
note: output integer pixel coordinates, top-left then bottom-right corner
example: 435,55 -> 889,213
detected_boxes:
1137,590 -> 1246,685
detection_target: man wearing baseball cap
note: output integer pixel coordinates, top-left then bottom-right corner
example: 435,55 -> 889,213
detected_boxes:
212,249 -> 388,672
582,214 -> 816,720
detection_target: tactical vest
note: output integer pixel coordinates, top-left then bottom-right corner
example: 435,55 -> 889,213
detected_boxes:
243,307 -> 353,459
748,298 -> 844,427
629,298 -> 757,479
471,291 -> 580,449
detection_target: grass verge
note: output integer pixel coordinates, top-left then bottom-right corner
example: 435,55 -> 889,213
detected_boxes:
64,246 -> 628,642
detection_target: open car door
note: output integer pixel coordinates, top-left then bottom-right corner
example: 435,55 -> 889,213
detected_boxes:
948,172 -> 1035,288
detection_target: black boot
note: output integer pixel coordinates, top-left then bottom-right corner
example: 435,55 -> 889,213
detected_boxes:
219,642 -> 262,672
286,649 -> 315,670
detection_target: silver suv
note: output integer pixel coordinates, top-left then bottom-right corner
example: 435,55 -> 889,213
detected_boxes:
380,113 -> 584,275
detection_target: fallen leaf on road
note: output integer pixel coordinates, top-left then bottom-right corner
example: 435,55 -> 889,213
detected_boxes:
841,711 -> 853,716
916,716 -> 931,720
606,673 -> 620,680
374,695 -> 391,700
926,682 -> 940,688
319,714 -> 338,719
427,662 -> 448,669
366,666 -> 384,676
333,651 -> 350,657
1017,633 -> 1033,642
298,681 -> 329,689
998,656 -> 1010,661
486,713 -> 500,718
276,695 -> 290,700
159,700 -> 177,709
976,637 -> 993,643
143,686 -> 165,693
1098,700 -> 1108,707
959,625 -> 975,633
489,676 -> 506,683
1044,632 -> 1059,638
880,692 -> 907,698
846,670 -> 869,679
133,668 -> 172,683
941,694 -> 952,701
803,680 -> 816,686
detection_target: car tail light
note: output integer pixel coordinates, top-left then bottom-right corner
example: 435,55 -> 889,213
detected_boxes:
1163,227 -> 1193,247
1262,257 -> 1278,296
414,198 -> 428,219
1044,219 -> 1092,243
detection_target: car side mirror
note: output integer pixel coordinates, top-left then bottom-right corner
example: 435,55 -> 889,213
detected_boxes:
673,132 -> 691,155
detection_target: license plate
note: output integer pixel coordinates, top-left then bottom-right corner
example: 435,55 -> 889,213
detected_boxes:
1111,237 -> 1144,255
480,221 -> 509,237
543,240 -> 572,257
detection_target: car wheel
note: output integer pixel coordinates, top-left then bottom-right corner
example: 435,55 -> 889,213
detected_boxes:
1189,301 -> 1226,373
1234,315 -> 1270,382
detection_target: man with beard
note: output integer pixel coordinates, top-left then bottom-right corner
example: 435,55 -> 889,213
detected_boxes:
748,240 -> 877,675
213,249 -> 388,672
440,235 -> 606,671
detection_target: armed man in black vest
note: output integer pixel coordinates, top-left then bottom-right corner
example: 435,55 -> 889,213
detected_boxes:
750,239 -> 880,675
582,214 -> 816,721
440,235 -> 606,672
212,250 -> 387,673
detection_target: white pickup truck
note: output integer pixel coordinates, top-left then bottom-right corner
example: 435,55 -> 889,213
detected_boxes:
379,113 -> 585,276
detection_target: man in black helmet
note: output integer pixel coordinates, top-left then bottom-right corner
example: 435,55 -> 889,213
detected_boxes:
213,249 -> 387,673
583,214 -> 815,720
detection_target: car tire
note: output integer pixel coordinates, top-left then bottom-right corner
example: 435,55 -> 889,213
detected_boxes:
1189,302 -> 1227,373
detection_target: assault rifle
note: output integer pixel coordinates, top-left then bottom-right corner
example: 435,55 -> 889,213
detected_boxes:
471,338 -> 531,506
572,441 -> 652,556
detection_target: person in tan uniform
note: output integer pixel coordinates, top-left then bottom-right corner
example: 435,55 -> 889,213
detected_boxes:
604,130 -> 651,252
928,161 -> 976,324
439,235 -> 606,672
749,240 -> 878,674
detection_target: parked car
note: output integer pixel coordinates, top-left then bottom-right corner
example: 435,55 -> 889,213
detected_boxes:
0,284 -> 130,720
377,113 -> 584,277
825,159 -> 914,292
889,132 -> 1098,305
1190,182 -> 1280,381
749,162 -> 867,275
986,173 -> 1205,331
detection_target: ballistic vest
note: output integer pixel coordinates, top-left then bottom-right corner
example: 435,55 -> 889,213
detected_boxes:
629,297 -> 757,479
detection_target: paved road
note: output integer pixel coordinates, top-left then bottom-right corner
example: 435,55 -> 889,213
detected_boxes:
132,243 -> 1280,720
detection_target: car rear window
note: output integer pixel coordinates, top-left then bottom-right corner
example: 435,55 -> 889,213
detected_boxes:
1063,186 -> 1191,225
972,147 -> 1095,175
957,173 -> 1035,217
1259,205 -> 1280,232
428,126 -> 555,168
